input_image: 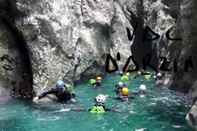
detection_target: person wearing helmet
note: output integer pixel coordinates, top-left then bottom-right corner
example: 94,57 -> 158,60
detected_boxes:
138,84 -> 147,97
33,80 -> 76,103
93,76 -> 102,88
134,69 -> 153,79
115,82 -> 126,96
53,94 -> 121,113
143,71 -> 152,80
126,72 -> 130,76
89,94 -> 111,113
134,70 -> 142,79
120,74 -> 129,82
156,72 -> 162,79
119,71 -> 124,76
114,81 -> 130,101
119,87 -> 130,101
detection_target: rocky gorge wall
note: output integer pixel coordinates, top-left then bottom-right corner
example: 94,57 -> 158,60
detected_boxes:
0,0 -> 185,102
12,0 -> 178,96
179,0 -> 197,130
0,0 -> 33,99
0,0 -> 134,96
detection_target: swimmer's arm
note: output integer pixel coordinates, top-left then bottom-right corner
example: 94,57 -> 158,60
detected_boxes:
38,89 -> 57,99
103,106 -> 117,112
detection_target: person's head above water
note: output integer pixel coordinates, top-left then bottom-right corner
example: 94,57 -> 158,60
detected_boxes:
137,71 -> 142,75
121,87 -> 129,96
139,84 -> 147,92
95,94 -> 108,104
96,76 -> 102,81
119,71 -> 123,76
118,81 -> 124,87
126,72 -> 130,76
56,80 -> 65,89
157,72 -> 162,78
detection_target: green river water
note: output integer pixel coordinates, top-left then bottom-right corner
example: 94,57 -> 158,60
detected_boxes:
0,74 -> 194,131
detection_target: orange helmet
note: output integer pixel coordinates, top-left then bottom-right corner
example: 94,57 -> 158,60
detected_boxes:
96,76 -> 102,80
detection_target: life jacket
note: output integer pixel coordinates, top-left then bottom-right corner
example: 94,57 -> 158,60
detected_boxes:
90,106 -> 105,113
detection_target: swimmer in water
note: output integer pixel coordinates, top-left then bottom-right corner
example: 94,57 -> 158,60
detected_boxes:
33,80 -> 76,103
89,94 -> 111,113
138,84 -> 147,97
61,94 -> 121,113
89,76 -> 103,88
114,82 -> 131,102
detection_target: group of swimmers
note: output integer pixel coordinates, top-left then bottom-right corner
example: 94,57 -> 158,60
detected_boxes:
33,70 -> 162,113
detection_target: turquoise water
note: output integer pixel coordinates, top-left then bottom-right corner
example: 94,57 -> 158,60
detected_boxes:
0,74 -> 194,131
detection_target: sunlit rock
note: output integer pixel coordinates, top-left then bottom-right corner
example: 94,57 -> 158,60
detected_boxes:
15,0 -> 132,94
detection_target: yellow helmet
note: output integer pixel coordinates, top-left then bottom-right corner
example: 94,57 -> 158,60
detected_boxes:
126,72 -> 130,76
96,76 -> 102,80
121,87 -> 129,96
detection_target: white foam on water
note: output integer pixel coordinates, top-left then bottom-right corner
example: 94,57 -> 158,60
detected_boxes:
37,116 -> 60,121
172,125 -> 183,128
135,128 -> 147,131
53,108 -> 71,113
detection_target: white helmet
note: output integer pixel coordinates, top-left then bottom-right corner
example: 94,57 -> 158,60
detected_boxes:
95,94 -> 107,103
137,71 -> 142,75
139,84 -> 147,91
118,82 -> 124,87
157,72 -> 162,77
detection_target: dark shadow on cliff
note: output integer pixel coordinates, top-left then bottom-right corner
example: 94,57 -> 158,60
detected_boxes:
0,0 -> 25,21
0,0 -> 34,99
119,0 -> 159,71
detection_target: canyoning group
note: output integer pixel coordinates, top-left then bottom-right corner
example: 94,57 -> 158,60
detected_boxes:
33,70 -> 163,114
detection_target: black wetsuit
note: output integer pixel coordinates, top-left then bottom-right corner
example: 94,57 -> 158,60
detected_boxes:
38,88 -> 74,103
93,82 -> 101,87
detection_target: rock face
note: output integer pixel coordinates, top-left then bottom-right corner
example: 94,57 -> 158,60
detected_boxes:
13,0 -> 176,95
0,1 -> 186,94
120,1 -> 197,129
180,0 -> 197,129
0,0 -> 176,97
0,0 -> 33,99
119,0 -> 179,70
14,0 -> 133,95
150,0 -> 197,130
